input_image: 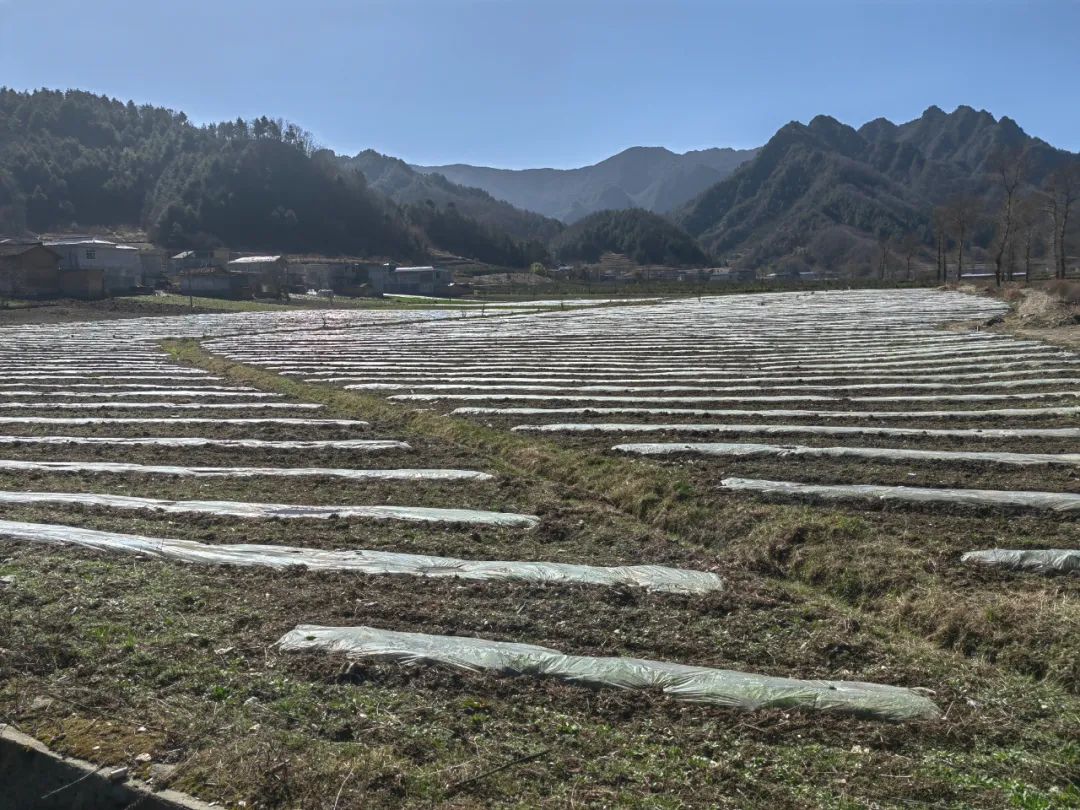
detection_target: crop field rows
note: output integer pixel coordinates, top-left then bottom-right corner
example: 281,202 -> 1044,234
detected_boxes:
209,290 -> 1080,501
2,292 -> 1079,807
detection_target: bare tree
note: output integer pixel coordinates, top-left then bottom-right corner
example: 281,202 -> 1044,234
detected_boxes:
931,206 -> 949,282
944,194 -> 980,283
1043,164 -> 1080,279
877,232 -> 891,280
899,232 -> 920,282
989,148 -> 1027,287
1013,193 -> 1043,284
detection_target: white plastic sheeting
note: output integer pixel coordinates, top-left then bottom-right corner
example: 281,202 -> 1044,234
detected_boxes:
514,423 -> 1080,439
276,625 -> 941,722
329,366 -> 1080,384
0,304 -> 490,343
960,549 -> 1080,574
454,405 -> 1080,420
0,373 -> 217,381
391,391 -> 1080,404
205,294 -> 1077,515
720,477 -> 1080,512
0,390 -> 281,399
355,377 -> 1080,393
0,417 -> 369,427
0,461 -> 490,481
0,435 -> 407,451
298,355 -> 1075,375
0,492 -> 525,525
0,520 -> 722,593
613,442 -> 1080,467
0,401 -> 322,411
0,383 -> 253,391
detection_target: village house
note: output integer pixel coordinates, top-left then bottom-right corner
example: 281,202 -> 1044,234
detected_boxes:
290,261 -> 380,297
45,237 -> 144,294
0,241 -> 62,299
136,246 -> 170,289
0,241 -> 104,299
226,255 -> 288,298
170,248 -> 232,274
369,264 -> 456,297
177,266 -> 251,299
707,267 -> 757,283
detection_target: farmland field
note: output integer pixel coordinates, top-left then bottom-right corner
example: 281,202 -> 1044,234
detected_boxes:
1,290 -> 1078,809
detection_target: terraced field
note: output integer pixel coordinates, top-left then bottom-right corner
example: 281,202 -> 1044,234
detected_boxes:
2,291 -> 1078,808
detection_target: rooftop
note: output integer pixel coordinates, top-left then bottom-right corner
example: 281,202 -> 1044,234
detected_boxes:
44,238 -> 138,250
229,255 -> 282,265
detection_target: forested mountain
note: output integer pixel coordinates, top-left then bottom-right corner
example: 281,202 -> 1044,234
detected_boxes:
415,146 -> 758,223
676,106 -> 1080,273
0,88 -> 542,265
404,199 -> 550,268
342,150 -> 563,243
3,90 -> 1075,276
550,208 -> 708,266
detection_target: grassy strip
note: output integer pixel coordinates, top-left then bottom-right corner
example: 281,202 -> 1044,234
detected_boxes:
163,339 -> 709,540
118,294 -> 301,312
164,339 -> 1080,695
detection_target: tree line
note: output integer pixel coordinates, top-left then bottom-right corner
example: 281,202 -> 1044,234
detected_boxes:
929,149 -> 1078,285
0,88 -> 544,266
550,208 -> 708,267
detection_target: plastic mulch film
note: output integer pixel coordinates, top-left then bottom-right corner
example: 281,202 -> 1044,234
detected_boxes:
0,491 -> 526,524
0,389 -> 281,398
0,436 -> 408,451
961,549 -> 1080,574
392,391 -> 1080,404
0,383 -> 256,391
721,477 -> 1080,512
0,520 -> 723,593
341,369 -> 1080,385
349,377 -> 1080,393
276,625 -> 941,722
613,442 -> 1080,467
514,423 -> 1080,439
0,417 -> 369,426
0,401 -> 322,410
0,460 -> 479,480
453,406 -> 1080,420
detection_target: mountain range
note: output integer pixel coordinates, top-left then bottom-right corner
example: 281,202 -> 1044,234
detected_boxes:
2,88 -> 1076,275
340,150 -> 563,244
414,146 -> 757,223
675,105 -> 1078,272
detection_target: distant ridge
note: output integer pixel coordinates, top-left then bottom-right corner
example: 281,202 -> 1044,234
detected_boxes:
675,105 -> 1080,272
341,150 -> 563,243
414,146 -> 759,223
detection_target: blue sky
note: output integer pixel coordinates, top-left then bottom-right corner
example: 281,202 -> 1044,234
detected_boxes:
1,0 -> 1077,168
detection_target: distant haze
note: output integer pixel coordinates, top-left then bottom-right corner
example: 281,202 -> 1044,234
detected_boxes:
415,147 -> 758,223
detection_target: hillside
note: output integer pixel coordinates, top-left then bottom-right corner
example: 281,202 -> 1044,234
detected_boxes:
342,150 -> 563,243
677,106 -> 1080,273
415,145 -> 758,223
0,88 -> 541,266
550,208 -> 708,266
5,91 -> 1076,276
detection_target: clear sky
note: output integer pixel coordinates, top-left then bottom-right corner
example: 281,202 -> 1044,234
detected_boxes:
1,0 -> 1077,168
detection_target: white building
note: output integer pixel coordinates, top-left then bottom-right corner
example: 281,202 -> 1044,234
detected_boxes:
44,238 -> 144,295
